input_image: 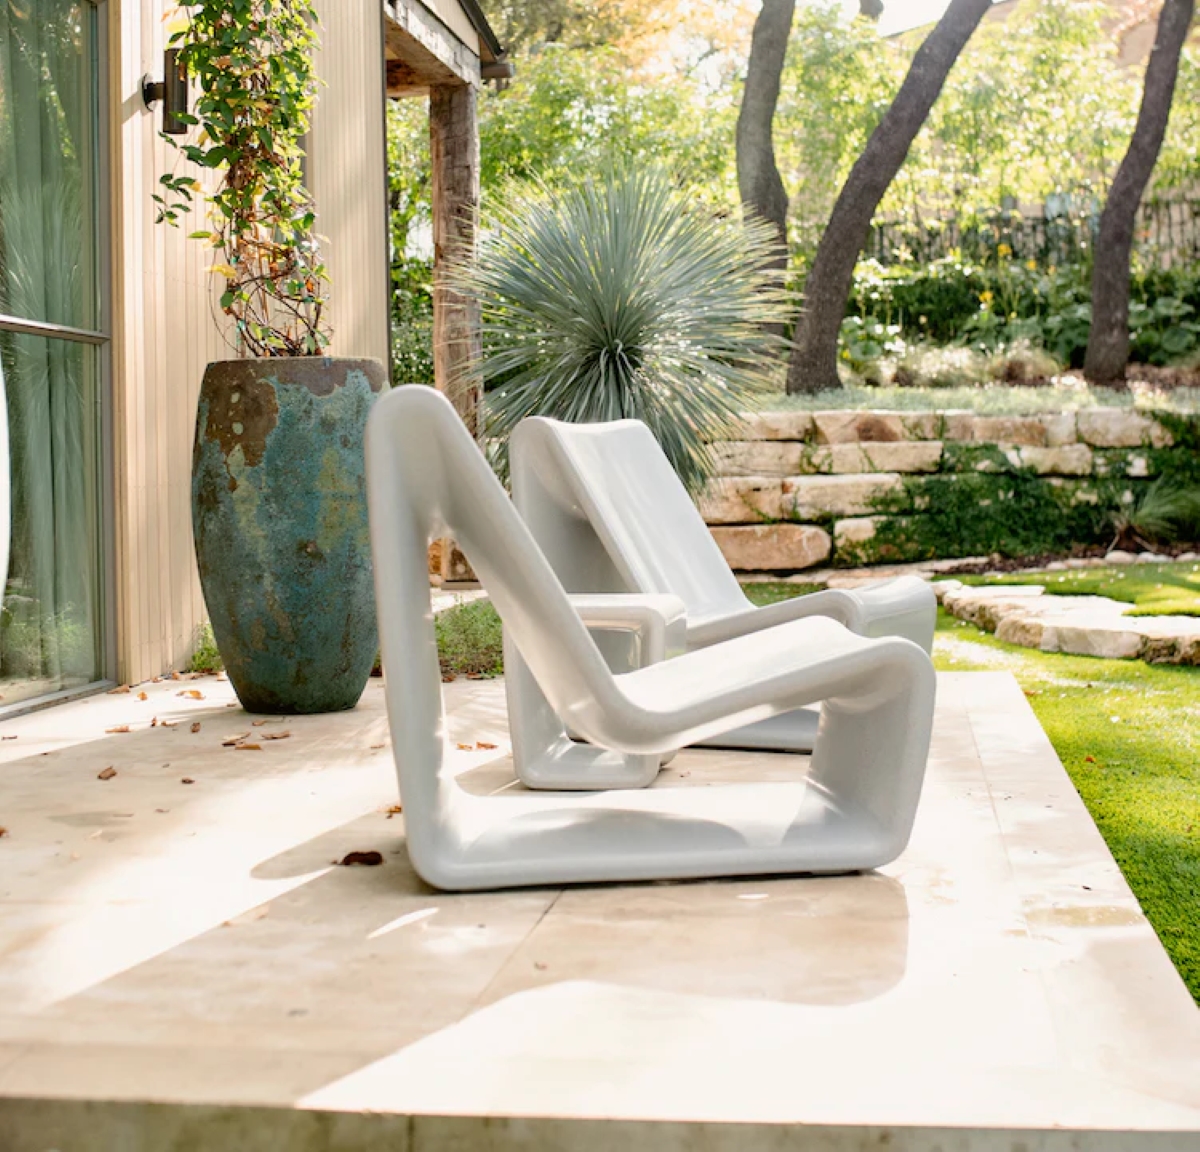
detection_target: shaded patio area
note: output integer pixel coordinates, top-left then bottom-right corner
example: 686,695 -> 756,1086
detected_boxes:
0,671 -> 1198,1150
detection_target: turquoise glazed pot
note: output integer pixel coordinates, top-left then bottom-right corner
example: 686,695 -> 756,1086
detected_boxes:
192,357 -> 385,714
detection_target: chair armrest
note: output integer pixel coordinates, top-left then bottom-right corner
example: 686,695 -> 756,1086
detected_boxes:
568,593 -> 688,667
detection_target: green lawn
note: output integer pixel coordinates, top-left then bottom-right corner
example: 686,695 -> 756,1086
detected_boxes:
960,560 -> 1200,617
745,582 -> 1200,1003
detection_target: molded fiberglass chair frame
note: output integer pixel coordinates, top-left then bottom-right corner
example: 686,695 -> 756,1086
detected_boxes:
509,416 -> 937,758
366,386 -> 936,892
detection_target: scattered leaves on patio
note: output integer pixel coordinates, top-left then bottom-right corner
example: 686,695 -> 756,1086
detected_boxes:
476,741 -> 497,751
534,961 -> 548,971
108,685 -> 131,694
105,725 -> 131,734
160,719 -> 177,729
235,742 -> 263,752
155,808 -> 169,814
383,804 -> 403,818
251,719 -> 268,727
455,742 -> 473,750
190,722 -> 202,734
370,743 -> 387,750
177,689 -> 205,700
137,691 -> 149,701
97,767 -> 117,781
337,850 -> 384,866
170,671 -> 181,681
0,827 -> 8,838
1,735 -> 17,741
222,733 -> 250,747
180,777 -> 195,784
260,731 -> 290,741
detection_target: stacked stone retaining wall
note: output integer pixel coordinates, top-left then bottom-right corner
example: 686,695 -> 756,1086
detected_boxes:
702,408 -> 1198,571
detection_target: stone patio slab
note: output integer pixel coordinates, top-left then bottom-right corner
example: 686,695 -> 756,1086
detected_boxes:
0,672 -> 1197,1151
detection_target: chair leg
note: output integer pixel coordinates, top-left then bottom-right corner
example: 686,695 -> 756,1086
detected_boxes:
505,636 -> 662,790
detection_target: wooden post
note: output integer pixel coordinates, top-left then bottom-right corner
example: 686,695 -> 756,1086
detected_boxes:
430,82 -> 481,437
429,82 -> 481,581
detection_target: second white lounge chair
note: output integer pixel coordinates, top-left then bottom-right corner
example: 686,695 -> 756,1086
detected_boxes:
510,415 -> 937,756
367,386 -> 936,890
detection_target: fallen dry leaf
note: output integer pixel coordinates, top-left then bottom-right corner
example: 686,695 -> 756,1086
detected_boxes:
190,722 -> 201,734
222,732 -> 251,747
455,742 -> 473,750
1085,755 -> 1096,763
170,671 -> 181,681
370,743 -> 387,750
251,719 -> 267,727
137,691 -> 149,701
337,850 -> 384,866
534,961 -> 548,971
155,808 -> 169,814
108,685 -> 131,695
0,827 -> 8,838
161,719 -> 177,729
150,717 -> 158,728
97,767 -> 117,780
476,741 -> 497,751
235,742 -> 262,751
177,689 -> 204,700
383,804 -> 403,818
224,702 -> 237,708
1,734 -> 17,741
105,725 -> 131,734
260,731 -> 290,741
181,777 -> 195,784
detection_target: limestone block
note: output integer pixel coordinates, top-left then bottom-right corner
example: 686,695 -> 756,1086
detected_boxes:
1128,454 -> 1150,478
710,523 -> 831,571
697,477 -> 784,525
737,411 -> 815,442
812,410 -> 904,444
971,416 -> 1047,446
1015,445 -> 1094,476
942,411 -> 975,441
1047,622 -> 1145,660
1105,550 -> 1136,565
713,441 -> 803,477
1076,409 -> 1172,448
818,441 -> 943,474
783,473 -> 903,518
833,516 -> 880,548
899,412 -> 941,440
931,579 -> 963,603
1043,412 -> 1078,446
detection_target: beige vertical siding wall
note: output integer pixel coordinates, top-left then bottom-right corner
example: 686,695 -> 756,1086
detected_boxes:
309,0 -> 391,366
110,0 -> 223,685
108,1 -> 390,686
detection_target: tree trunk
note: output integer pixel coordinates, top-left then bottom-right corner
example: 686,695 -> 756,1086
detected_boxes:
1084,0 -> 1195,385
786,0 -> 992,394
736,0 -> 795,328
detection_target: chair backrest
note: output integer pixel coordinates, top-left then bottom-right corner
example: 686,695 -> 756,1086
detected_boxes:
366,388 -> 627,785
511,417 -> 749,626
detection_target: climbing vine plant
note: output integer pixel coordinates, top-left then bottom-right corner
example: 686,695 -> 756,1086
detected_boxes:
154,0 -> 330,357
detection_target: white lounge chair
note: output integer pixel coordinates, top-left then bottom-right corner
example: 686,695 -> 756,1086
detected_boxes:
366,386 -> 936,891
510,415 -> 937,755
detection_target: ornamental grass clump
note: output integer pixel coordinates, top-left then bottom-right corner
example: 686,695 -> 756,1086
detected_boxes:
459,164 -> 790,494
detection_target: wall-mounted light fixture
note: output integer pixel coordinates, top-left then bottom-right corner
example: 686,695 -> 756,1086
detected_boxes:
141,48 -> 189,135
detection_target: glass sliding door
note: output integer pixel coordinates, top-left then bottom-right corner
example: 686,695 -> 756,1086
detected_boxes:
0,0 -> 108,708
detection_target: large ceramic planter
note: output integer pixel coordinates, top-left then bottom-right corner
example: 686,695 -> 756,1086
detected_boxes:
192,357 -> 385,714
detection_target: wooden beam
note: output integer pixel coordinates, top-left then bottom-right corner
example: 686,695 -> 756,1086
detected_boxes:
430,82 -> 481,438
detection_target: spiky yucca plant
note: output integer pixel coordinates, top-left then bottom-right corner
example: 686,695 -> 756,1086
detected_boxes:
1110,479 -> 1200,551
458,164 -> 790,494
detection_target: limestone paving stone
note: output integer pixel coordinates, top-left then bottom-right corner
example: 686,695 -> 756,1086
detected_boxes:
709,523 -> 831,571
782,473 -> 903,519
713,441 -> 803,477
898,412 -> 941,440
696,477 -> 784,525
812,411 -> 904,444
941,411 -> 976,441
0,674 -> 1199,1149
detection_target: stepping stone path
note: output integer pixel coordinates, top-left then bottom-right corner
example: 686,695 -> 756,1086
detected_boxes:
934,580 -> 1200,664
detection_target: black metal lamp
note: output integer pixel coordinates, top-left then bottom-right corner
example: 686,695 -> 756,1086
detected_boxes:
142,48 -> 189,135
